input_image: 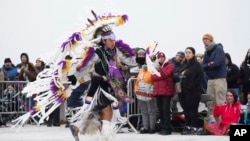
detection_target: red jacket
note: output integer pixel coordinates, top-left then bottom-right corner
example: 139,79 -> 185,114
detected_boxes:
214,101 -> 241,126
151,61 -> 174,96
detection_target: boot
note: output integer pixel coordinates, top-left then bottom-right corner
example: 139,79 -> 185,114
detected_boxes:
188,127 -> 199,135
99,120 -> 115,141
181,126 -> 191,135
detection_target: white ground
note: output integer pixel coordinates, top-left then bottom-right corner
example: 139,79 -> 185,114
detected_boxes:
0,124 -> 229,141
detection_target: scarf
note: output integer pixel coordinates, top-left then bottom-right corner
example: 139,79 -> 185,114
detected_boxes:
205,42 -> 215,51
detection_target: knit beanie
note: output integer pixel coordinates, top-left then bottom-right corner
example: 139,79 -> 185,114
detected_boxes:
202,34 -> 214,41
4,58 -> 12,63
176,51 -> 185,58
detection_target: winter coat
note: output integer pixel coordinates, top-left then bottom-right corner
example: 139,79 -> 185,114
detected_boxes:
18,62 -> 37,82
214,101 -> 241,126
180,57 -> 203,96
1,66 -> 18,81
169,57 -> 183,82
202,43 -> 227,79
225,53 -> 240,89
240,62 -> 250,92
151,61 -> 174,96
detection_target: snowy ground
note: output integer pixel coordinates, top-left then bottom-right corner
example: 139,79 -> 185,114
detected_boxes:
0,124 -> 229,141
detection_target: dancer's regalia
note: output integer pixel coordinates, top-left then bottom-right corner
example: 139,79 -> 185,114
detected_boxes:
11,11 -> 137,141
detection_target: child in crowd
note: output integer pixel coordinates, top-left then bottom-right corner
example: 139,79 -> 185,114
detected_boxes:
239,93 -> 250,125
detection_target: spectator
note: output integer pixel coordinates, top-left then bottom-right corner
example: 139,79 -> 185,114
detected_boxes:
3,84 -> 17,111
17,53 -> 37,82
196,53 -> 208,93
204,89 -> 241,135
169,51 -> 185,83
225,53 -> 240,96
1,58 -> 18,81
196,53 -> 203,64
34,58 -> 45,74
169,51 -> 184,113
134,64 -> 157,134
201,33 -> 227,122
126,48 -> 146,130
1,58 -> 18,110
239,93 -> 250,125
17,53 -> 37,112
178,47 -> 204,135
151,52 -> 174,135
239,48 -> 250,104
128,48 -> 145,77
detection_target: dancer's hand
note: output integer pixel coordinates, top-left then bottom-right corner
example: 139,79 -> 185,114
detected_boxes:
102,76 -> 107,81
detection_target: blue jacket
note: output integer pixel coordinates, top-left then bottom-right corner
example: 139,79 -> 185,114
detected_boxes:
202,43 -> 227,79
1,66 -> 18,81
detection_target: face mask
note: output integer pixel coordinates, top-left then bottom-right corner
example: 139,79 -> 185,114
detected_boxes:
136,57 -> 145,65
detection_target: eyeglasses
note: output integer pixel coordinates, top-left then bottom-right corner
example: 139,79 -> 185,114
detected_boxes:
226,95 -> 233,97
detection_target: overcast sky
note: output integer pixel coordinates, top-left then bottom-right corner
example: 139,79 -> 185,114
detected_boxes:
0,0 -> 250,66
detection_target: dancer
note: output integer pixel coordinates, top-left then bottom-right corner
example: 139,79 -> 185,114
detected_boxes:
69,23 -> 137,141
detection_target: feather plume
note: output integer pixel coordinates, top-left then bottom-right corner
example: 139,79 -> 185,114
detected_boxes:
115,40 -> 135,57
77,46 -> 95,72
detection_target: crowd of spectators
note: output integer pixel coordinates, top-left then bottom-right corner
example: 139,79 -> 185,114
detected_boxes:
1,33 -> 250,135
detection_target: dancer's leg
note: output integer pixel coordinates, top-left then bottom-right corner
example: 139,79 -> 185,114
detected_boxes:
99,105 -> 115,141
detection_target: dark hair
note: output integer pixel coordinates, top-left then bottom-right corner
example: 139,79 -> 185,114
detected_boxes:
227,89 -> 238,104
240,48 -> 250,67
186,47 -> 196,55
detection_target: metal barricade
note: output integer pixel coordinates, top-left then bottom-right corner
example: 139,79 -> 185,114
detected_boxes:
0,81 -> 32,125
113,77 -> 141,133
126,78 -> 141,134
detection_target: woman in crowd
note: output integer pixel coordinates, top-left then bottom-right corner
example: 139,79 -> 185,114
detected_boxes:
204,89 -> 241,135
240,48 -> 250,104
151,52 -> 174,135
225,53 -> 240,96
178,47 -> 204,135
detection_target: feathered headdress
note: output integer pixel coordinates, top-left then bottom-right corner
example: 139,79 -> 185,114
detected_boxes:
53,10 -> 129,65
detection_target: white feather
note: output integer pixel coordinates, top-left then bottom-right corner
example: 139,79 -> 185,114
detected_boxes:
146,54 -> 161,77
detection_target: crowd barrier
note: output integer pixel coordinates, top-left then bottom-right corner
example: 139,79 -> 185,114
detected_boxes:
125,78 -> 141,133
0,81 -> 37,125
